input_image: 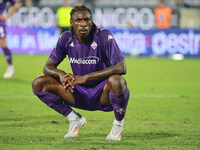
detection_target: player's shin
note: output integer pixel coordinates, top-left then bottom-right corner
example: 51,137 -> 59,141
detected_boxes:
33,91 -> 72,116
3,47 -> 15,78
33,91 -> 86,139
109,88 -> 130,121
2,47 -> 12,65
107,88 -> 130,141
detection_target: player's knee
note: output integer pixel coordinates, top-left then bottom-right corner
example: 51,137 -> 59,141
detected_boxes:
0,42 -> 7,49
32,75 -> 47,92
108,75 -> 127,93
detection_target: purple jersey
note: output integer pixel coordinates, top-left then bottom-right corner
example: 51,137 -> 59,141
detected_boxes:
50,29 -> 124,87
0,0 -> 16,25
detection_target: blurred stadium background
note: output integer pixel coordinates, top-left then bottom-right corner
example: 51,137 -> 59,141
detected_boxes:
0,1 -> 200,149
1,0 -> 200,57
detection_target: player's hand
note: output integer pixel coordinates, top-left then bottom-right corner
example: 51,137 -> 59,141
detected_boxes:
73,75 -> 88,85
58,72 -> 74,93
63,73 -> 75,92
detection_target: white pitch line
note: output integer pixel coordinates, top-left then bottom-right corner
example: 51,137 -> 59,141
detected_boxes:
0,94 -> 193,99
0,95 -> 35,99
0,93 -> 199,99
0,91 -> 33,94
131,94 -> 200,99
131,94 -> 180,98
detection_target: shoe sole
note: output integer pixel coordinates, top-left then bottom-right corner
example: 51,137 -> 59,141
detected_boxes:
64,117 -> 86,139
106,133 -> 122,141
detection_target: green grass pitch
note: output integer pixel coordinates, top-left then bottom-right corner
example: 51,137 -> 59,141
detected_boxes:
0,54 -> 200,150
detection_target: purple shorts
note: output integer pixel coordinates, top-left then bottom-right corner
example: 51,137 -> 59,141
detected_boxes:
71,80 -> 113,112
0,24 -> 6,38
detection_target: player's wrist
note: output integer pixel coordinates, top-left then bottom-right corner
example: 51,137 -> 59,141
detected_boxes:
57,70 -> 67,77
84,75 -> 89,82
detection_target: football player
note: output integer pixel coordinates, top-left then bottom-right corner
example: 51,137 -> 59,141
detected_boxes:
0,0 -> 19,78
32,5 -> 130,141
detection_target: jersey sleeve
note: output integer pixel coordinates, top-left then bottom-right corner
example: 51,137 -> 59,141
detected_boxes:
49,32 -> 68,64
99,29 -> 124,66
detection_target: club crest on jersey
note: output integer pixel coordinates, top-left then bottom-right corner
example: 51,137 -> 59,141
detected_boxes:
91,41 -> 97,50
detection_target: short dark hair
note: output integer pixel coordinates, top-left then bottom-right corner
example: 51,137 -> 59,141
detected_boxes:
69,5 -> 98,37
70,5 -> 92,21
159,0 -> 165,4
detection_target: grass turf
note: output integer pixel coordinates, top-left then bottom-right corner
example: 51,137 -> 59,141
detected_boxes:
0,54 -> 199,150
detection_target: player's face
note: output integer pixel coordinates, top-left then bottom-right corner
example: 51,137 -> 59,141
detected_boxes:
71,11 -> 93,41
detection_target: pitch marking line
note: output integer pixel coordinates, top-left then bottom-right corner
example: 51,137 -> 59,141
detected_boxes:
132,94 -> 180,98
0,94 -> 198,100
0,95 -> 36,99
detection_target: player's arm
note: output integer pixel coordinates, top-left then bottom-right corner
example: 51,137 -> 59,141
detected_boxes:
43,57 -> 66,78
72,60 -> 126,85
43,57 -> 74,91
0,2 -> 19,21
86,60 -> 126,80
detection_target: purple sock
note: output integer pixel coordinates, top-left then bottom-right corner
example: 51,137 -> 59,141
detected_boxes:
2,47 -> 12,65
109,88 -> 130,121
33,91 -> 72,116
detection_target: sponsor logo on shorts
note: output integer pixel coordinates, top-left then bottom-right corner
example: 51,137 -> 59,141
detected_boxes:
69,56 -> 99,64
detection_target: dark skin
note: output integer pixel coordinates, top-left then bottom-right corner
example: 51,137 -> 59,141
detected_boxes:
33,11 -> 127,107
